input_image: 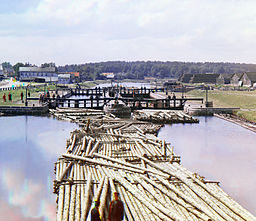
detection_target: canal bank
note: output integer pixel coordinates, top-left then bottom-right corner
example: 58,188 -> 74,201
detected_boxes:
0,105 -> 49,115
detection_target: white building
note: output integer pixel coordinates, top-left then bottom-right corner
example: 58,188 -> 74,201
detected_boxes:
19,67 -> 58,82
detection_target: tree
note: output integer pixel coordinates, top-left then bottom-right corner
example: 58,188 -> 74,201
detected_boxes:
13,63 -> 24,78
2,62 -> 12,69
41,62 -> 56,68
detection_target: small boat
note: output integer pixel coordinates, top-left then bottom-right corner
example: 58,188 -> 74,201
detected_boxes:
104,99 -> 131,118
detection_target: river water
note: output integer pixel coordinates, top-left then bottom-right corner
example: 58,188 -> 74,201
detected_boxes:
0,116 -> 78,221
158,116 -> 256,215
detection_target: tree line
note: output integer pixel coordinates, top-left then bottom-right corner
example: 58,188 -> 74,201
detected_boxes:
3,61 -> 256,81
58,61 -> 256,81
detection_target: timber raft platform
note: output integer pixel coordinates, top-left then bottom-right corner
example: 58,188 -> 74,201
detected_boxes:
52,108 -> 255,221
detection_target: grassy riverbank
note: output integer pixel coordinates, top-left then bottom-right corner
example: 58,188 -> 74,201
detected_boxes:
186,89 -> 256,122
0,84 -> 56,106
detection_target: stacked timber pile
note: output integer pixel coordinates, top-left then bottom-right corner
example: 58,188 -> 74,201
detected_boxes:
49,108 -> 106,123
53,120 -> 255,221
133,110 -> 199,124
50,107 -> 163,134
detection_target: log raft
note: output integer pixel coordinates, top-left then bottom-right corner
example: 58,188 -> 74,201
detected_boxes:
133,110 -> 199,124
53,108 -> 255,221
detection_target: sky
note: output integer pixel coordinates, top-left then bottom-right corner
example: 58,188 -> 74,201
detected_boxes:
0,0 -> 256,66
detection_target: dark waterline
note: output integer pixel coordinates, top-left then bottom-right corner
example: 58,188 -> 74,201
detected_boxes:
158,116 -> 256,215
0,116 -> 78,221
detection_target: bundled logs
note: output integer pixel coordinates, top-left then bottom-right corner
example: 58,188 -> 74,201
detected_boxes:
50,107 -> 163,134
133,110 -> 199,123
53,108 -> 255,221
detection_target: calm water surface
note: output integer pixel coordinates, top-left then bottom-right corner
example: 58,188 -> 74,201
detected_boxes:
0,116 -> 78,221
158,116 -> 256,215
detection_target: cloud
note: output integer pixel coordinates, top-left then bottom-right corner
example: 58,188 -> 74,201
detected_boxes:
1,0 -> 256,64
1,168 -> 56,221
0,200 -> 43,221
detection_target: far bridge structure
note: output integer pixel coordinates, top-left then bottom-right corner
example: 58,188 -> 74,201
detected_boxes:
28,86 -> 204,110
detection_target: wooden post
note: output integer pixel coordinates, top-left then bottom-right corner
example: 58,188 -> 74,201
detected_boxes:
162,140 -> 166,157
91,96 -> 93,108
75,100 -> 79,108
96,96 -> 99,108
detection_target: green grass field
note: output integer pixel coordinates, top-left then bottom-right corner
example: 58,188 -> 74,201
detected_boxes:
235,110 -> 256,122
186,89 -> 256,122
0,84 -> 56,106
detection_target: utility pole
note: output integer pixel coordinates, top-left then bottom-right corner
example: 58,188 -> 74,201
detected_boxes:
206,86 -> 208,103
205,85 -> 208,106
25,86 -> 28,106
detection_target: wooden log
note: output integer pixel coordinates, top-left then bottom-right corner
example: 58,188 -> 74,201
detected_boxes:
140,175 -> 212,220
62,181 -> 71,220
93,153 -> 169,179
69,163 -> 77,220
162,163 -> 235,220
117,185 -> 134,221
58,161 -> 74,182
62,154 -> 146,175
85,139 -> 93,156
75,164 -> 82,221
137,140 -> 158,157
88,141 -> 100,157
80,136 -> 87,153
161,140 -> 166,157
114,174 -> 181,221
94,176 -> 105,202
99,176 -> 109,220
81,172 -> 92,221
67,134 -> 76,153
57,185 -> 65,221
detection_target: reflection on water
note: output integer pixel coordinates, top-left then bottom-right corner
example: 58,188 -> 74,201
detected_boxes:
158,116 -> 256,215
0,116 -> 78,221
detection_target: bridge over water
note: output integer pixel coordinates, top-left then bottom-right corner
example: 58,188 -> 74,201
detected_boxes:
28,86 -> 204,110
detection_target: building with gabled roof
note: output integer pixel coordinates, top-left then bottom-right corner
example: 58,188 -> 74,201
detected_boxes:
178,74 -> 193,83
190,74 -> 219,84
230,73 -> 243,86
216,73 -> 233,85
0,64 -> 4,79
19,66 -> 58,82
240,72 -> 256,87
